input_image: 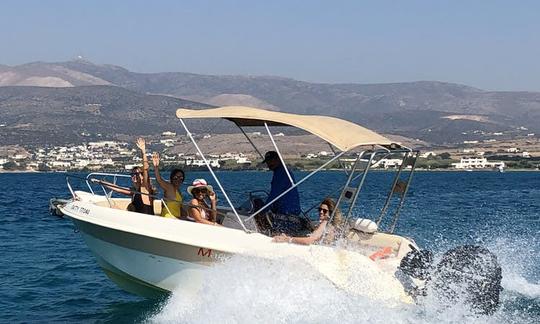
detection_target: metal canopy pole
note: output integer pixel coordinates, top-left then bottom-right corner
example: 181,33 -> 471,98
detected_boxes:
236,122 -> 264,160
376,152 -> 408,226
328,143 -> 349,176
244,151 -> 346,223
298,147 -> 386,216
299,148 -> 410,231
264,122 -> 294,186
388,151 -> 419,233
320,151 -> 363,243
344,151 -> 376,221
302,163 -> 370,216
332,151 -> 363,219
179,118 -> 248,232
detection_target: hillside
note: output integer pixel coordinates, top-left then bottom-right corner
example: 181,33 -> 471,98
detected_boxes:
1,60 -> 539,145
0,86 -> 208,145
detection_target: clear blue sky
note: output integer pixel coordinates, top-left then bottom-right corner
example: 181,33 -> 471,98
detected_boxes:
1,0 -> 539,91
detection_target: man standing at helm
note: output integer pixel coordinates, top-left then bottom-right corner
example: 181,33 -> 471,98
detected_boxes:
263,150 -> 301,216
258,151 -> 309,236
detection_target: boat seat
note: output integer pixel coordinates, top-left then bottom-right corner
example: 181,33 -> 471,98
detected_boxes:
94,199 -> 129,209
94,198 -> 162,216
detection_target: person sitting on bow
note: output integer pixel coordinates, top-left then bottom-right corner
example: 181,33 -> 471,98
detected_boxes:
273,198 -> 342,245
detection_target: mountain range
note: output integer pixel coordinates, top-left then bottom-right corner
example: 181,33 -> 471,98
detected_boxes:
1,60 -> 539,146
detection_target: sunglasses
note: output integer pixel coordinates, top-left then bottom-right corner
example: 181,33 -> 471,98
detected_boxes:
193,188 -> 207,194
131,172 -> 142,176
318,207 -> 330,214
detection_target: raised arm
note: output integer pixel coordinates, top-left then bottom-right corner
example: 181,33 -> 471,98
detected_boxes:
152,152 -> 172,192
136,138 -> 152,192
207,190 -> 218,221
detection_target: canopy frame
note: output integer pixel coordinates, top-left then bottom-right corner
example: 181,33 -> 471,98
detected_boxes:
176,106 -> 395,152
176,106 -> 416,234
179,118 -> 249,232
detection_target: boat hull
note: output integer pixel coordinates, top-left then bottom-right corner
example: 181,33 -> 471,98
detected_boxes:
72,217 -> 223,297
61,194 -> 416,305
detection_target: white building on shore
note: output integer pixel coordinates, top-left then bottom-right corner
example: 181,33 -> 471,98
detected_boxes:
451,157 -> 505,170
235,157 -> 251,164
371,158 -> 405,169
186,159 -> 221,168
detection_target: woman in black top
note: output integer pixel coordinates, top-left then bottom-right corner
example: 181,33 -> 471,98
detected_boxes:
92,138 -> 154,215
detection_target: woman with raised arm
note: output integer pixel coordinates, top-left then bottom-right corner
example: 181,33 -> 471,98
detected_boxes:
186,179 -> 220,226
152,152 -> 185,219
92,138 -> 154,215
135,137 -> 154,215
272,198 -> 342,245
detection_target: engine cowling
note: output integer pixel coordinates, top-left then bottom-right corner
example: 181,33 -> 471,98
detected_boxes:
429,245 -> 503,315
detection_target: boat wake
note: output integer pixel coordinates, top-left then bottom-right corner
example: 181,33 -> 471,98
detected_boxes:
147,236 -> 539,324
148,255 -> 411,323
487,237 -> 540,300
503,274 -> 540,299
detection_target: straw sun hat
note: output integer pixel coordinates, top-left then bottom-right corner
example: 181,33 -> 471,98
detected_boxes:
187,179 -> 213,196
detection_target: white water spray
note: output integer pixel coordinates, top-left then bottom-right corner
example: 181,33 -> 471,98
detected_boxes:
148,236 -> 539,324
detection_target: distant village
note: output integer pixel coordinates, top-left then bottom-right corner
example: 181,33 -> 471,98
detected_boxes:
0,139 -> 251,173
0,130 -> 539,172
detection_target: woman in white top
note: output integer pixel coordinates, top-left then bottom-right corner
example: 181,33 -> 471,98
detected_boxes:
187,179 -> 220,226
273,198 -> 342,245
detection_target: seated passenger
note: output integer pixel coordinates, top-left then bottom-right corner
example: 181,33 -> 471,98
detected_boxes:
152,152 -> 185,219
92,138 -> 154,215
272,198 -> 342,245
186,179 -> 220,226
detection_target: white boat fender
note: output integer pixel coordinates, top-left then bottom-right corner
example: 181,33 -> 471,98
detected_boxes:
352,218 -> 378,234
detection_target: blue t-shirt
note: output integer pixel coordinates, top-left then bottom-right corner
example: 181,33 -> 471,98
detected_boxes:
265,165 -> 301,215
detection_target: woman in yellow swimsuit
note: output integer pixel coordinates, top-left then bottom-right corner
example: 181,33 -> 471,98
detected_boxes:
152,152 -> 185,219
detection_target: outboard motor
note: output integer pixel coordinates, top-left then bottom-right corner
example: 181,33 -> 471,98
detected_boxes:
399,247 -> 434,281
428,245 -> 503,315
398,247 -> 434,298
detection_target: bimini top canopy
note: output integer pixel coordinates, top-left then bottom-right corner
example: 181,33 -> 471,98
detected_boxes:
177,106 -> 394,152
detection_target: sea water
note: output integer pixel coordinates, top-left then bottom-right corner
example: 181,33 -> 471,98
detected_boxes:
0,171 -> 538,323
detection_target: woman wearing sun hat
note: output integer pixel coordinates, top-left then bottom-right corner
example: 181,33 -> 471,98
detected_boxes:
186,179 -> 220,225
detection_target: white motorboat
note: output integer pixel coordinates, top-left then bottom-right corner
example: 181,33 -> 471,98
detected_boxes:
59,106 -> 502,313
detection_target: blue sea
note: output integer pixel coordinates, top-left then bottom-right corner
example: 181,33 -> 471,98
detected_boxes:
1,171 -> 539,323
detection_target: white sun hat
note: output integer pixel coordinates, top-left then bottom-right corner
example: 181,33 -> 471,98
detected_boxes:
187,179 -> 214,196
